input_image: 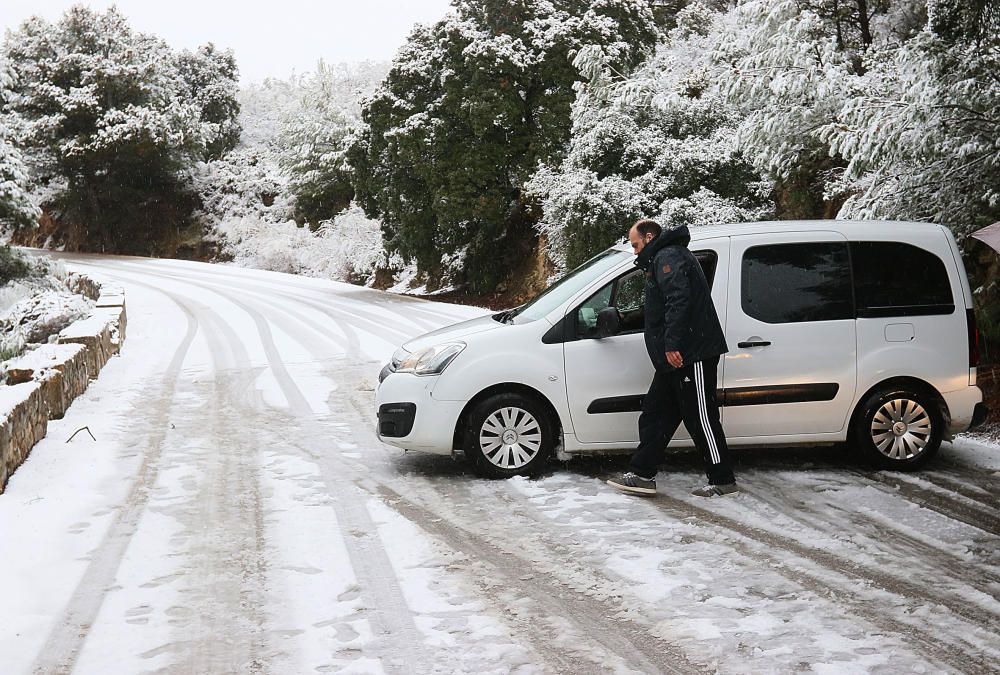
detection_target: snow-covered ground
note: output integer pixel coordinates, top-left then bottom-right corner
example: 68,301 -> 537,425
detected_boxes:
1,253 -> 998,674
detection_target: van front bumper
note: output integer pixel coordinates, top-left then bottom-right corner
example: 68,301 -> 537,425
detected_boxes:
374,371 -> 464,455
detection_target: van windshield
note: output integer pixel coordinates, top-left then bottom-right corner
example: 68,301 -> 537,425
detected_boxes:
498,249 -> 629,324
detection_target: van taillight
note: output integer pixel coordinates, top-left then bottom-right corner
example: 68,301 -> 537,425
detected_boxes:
967,308 -> 980,368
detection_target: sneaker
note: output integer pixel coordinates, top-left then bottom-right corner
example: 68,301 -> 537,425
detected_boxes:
607,472 -> 657,496
691,482 -> 739,497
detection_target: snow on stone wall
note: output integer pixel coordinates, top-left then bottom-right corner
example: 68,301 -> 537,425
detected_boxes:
0,279 -> 126,494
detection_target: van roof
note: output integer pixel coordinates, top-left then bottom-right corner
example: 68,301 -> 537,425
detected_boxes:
612,220 -> 946,251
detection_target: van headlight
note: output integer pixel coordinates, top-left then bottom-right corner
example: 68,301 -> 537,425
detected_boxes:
396,342 -> 466,376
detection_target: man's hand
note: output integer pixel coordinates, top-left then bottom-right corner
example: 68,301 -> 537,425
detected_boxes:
666,351 -> 683,369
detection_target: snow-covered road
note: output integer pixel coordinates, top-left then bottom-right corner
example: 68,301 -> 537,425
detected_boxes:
2,255 -> 999,674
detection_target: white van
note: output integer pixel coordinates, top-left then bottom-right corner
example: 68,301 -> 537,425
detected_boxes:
375,221 -> 989,477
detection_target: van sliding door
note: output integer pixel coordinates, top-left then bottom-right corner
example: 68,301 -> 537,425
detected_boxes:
723,232 -> 857,438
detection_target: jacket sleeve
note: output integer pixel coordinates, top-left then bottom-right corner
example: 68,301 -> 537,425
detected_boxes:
654,249 -> 692,353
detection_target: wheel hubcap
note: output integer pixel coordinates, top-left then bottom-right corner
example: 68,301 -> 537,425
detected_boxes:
479,406 -> 542,469
871,398 -> 932,460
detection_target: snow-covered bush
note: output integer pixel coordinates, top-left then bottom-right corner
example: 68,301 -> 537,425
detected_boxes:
194,147 -> 295,227
213,205 -> 399,284
0,253 -> 87,361
0,245 -> 31,285
0,286 -> 91,344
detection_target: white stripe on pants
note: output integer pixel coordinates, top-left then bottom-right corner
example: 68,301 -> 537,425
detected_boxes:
694,361 -> 721,465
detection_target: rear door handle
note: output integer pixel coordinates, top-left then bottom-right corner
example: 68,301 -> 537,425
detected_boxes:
738,340 -> 771,348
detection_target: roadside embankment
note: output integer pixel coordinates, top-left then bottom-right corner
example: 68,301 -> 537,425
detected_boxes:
0,275 -> 126,493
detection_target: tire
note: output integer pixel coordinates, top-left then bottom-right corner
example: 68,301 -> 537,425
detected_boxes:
463,393 -> 555,478
851,387 -> 943,471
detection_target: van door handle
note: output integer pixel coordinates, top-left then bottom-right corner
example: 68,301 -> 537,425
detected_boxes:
738,340 -> 771,348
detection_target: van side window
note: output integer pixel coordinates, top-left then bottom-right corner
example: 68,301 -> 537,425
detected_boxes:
574,250 -> 718,339
742,243 -> 853,324
850,242 -> 954,317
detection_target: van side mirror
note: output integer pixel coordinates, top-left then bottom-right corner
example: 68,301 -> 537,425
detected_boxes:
596,307 -> 621,338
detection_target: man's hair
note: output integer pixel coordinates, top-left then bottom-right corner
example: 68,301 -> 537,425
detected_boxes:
633,219 -> 662,239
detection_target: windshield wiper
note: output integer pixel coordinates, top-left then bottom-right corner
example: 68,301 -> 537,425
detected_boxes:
492,307 -> 521,324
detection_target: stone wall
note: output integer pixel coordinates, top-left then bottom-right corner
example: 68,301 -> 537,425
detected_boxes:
0,281 -> 126,494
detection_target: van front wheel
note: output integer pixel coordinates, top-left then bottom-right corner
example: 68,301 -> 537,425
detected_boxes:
463,393 -> 554,478
852,388 -> 942,470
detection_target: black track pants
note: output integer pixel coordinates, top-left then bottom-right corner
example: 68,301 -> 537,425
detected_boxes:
629,356 -> 735,485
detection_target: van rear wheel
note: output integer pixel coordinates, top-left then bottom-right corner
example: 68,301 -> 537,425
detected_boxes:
463,393 -> 554,478
852,387 -> 942,470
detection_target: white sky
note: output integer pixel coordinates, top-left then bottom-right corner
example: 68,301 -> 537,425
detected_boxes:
0,0 -> 454,83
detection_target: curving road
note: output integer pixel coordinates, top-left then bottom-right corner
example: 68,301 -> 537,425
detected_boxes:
2,254 -> 999,674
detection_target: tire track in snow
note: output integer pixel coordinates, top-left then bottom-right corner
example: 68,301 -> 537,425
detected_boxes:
742,473 -> 1000,591
77,262 -> 438,672
114,260 -> 441,347
329,378 -> 707,674
61,268 -> 271,672
369,480 -> 703,675
641,490 -> 1000,672
169,304 -> 268,673
74,261 -> 365,361
921,470 -> 1000,511
133,269 -> 583,672
168,276 -> 432,673
850,469 -> 1000,538
31,282 -> 200,675
125,259 -> 473,330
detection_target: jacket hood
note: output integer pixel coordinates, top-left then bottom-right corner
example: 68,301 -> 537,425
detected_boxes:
635,225 -> 691,270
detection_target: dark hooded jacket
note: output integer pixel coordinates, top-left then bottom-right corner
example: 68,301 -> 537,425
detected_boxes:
635,225 -> 728,371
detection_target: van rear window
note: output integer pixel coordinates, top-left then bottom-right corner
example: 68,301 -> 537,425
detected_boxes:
850,242 -> 954,317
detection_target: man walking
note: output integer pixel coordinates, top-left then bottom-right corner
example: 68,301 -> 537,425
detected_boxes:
607,219 -> 738,498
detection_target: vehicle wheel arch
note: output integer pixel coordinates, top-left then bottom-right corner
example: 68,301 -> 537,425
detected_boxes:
453,383 -> 563,452
849,376 -> 950,434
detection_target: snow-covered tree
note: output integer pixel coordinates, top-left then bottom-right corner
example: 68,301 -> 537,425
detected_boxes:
0,133 -> 37,231
280,61 -> 388,225
715,0 -> 927,216
175,43 -> 242,161
530,2 -> 772,268
821,0 -> 1000,233
195,62 -> 395,284
2,6 -> 238,253
349,0 -> 659,293
0,58 -> 40,231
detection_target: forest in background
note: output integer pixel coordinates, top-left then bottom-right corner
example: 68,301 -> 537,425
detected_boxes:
0,0 -> 997,347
